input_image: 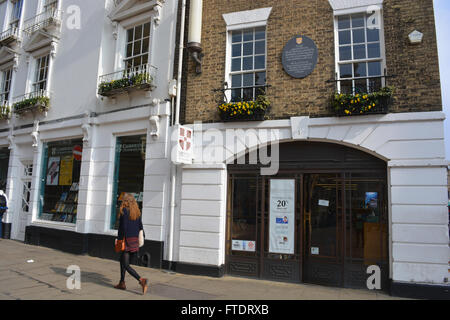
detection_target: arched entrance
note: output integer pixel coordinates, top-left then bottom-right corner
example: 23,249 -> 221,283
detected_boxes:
226,141 -> 389,289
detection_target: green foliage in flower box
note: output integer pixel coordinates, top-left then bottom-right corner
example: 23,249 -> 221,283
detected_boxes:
331,86 -> 394,116
98,72 -> 153,95
13,96 -> 50,115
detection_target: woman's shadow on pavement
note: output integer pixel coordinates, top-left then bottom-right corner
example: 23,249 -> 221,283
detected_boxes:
50,266 -> 143,296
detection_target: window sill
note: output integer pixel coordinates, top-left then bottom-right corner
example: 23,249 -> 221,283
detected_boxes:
32,219 -> 76,230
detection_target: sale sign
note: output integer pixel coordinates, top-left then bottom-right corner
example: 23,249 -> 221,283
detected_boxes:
269,179 -> 295,254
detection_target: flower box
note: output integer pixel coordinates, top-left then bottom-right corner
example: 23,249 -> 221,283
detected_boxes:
331,86 -> 394,116
13,96 -> 50,115
218,95 -> 270,122
98,72 -> 154,97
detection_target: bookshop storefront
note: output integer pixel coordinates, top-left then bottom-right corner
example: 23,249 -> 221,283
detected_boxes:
226,141 -> 389,289
39,139 -> 83,224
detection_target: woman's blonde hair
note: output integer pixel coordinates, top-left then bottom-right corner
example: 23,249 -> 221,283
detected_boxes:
119,193 -> 141,221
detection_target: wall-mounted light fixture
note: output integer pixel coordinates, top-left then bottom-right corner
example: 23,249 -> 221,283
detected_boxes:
187,0 -> 203,74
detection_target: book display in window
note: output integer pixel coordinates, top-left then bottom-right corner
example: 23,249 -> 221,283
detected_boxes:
39,140 -> 82,224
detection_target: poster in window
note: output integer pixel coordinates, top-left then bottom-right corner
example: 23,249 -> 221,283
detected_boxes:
46,157 -> 60,186
365,192 -> 378,209
59,155 -> 74,186
269,179 -> 295,254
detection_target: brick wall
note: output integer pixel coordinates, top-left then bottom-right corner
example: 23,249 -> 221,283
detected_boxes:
181,0 -> 442,124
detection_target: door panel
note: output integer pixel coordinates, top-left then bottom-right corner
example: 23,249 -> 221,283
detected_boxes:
303,173 -> 343,286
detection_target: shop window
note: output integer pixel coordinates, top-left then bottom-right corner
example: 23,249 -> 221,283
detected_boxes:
230,177 -> 258,256
39,139 -> 83,224
110,135 -> 147,230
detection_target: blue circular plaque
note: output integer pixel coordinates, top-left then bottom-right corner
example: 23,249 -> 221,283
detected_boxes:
282,35 -> 318,79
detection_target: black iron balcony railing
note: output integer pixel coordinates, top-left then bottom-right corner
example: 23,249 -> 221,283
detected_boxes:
213,84 -> 271,122
328,75 -> 395,116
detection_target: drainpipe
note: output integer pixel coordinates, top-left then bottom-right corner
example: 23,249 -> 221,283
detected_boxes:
167,0 -> 187,271
187,0 -> 203,74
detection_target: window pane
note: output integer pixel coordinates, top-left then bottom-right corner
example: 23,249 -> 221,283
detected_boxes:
142,38 -> 149,54
232,179 -> 257,245
232,31 -> 242,43
368,43 -> 381,58
232,58 -> 241,72
142,54 -> 148,65
368,61 -> 382,76
127,43 -> 133,58
134,57 -> 141,67
243,56 -> 253,70
127,28 -> 134,42
232,74 -> 242,88
339,30 -> 351,45
243,73 -> 253,87
367,28 -> 380,42
352,28 -> 365,44
231,89 -> 241,102
340,80 -> 353,94
255,40 -> 265,54
354,62 -> 367,77
368,77 -> 382,93
243,29 -> 253,41
254,55 -> 265,69
338,15 -> 350,29
255,72 -> 266,86
135,25 -> 143,39
340,64 -> 353,78
232,44 -> 241,57
243,88 -> 253,101
353,44 -> 366,59
339,46 -> 352,61
143,23 -> 150,38
134,41 -> 142,55
354,79 -> 367,94
243,42 -> 253,56
255,27 -> 265,40
352,14 -> 365,28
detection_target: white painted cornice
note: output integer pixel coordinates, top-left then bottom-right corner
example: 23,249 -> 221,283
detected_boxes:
328,0 -> 383,15
223,7 -> 272,31
110,0 -> 165,22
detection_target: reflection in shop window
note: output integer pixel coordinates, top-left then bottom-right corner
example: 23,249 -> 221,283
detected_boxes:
111,135 -> 147,230
231,178 -> 257,255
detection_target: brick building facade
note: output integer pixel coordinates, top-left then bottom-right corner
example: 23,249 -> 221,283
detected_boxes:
181,0 -> 442,123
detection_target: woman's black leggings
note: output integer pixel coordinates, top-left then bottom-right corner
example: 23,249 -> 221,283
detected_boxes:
120,251 -> 141,282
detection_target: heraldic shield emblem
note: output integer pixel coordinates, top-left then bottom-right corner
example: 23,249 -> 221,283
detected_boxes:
296,37 -> 303,45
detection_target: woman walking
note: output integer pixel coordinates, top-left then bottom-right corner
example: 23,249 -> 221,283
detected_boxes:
114,193 -> 148,294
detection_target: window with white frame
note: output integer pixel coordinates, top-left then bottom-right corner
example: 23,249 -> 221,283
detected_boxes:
0,69 -> 12,103
124,22 -> 151,70
335,12 -> 385,94
229,27 -> 266,102
33,55 -> 50,93
10,0 -> 23,29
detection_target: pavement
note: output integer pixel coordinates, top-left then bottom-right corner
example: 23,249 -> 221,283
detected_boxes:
0,239 -> 407,300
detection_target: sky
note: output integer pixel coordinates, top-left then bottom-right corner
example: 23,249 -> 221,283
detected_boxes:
434,0 -> 450,160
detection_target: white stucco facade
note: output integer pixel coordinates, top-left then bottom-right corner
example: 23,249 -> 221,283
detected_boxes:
0,0 -> 178,261
175,111 -> 450,286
